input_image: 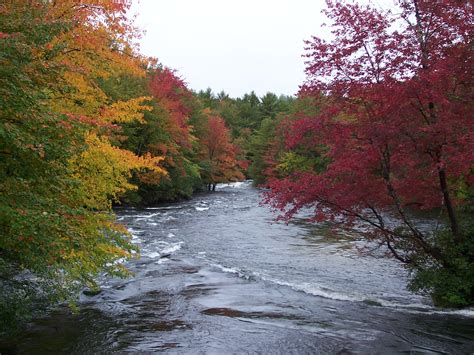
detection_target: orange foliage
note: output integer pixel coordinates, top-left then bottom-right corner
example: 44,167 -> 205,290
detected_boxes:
199,111 -> 244,184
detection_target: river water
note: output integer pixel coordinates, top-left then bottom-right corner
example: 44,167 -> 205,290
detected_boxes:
3,181 -> 474,353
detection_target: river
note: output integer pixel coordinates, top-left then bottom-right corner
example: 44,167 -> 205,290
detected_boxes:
2,181 -> 473,353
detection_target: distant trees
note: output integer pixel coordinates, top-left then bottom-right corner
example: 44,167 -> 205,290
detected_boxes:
196,88 -> 298,184
247,118 -> 280,185
260,92 -> 280,119
123,67 -> 202,203
263,0 -> 474,307
197,111 -> 244,190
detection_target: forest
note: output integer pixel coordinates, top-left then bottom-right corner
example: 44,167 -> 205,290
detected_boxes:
0,0 -> 472,335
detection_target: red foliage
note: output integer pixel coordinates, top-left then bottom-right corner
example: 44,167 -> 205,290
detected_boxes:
265,0 -> 473,254
199,113 -> 244,184
148,68 -> 194,149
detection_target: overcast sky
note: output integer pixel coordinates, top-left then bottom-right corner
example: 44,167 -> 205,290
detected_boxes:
130,0 -> 392,98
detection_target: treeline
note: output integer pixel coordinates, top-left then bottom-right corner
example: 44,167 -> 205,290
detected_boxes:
0,0 -> 302,331
0,0 -> 222,332
2,0 -> 471,334
195,89 -> 301,186
121,86 -> 300,203
0,0 -> 163,330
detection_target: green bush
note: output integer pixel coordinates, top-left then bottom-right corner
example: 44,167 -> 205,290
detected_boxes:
409,224 -> 474,308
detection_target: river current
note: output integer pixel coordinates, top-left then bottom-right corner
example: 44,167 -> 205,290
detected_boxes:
3,181 -> 474,353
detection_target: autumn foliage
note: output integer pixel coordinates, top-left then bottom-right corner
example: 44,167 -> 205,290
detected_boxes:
264,0 -> 473,307
148,68 -> 194,150
0,0 -> 243,330
197,110 -> 245,190
3,0 -> 471,333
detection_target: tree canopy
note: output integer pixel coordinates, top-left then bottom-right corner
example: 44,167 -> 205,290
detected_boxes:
263,0 -> 473,307
0,0 -> 248,331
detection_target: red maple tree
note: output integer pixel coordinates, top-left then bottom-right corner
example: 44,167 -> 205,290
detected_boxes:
264,0 -> 473,305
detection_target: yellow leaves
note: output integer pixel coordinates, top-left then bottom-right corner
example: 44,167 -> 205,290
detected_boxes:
332,108 -> 358,123
39,0 -> 147,122
96,244 -> 130,259
50,77 -> 151,127
51,72 -> 108,116
69,132 -> 165,210
106,220 -> 129,235
276,152 -> 305,175
0,0 -> 160,308
100,96 -> 152,123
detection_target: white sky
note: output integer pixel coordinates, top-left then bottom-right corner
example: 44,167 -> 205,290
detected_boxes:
130,0 -> 393,98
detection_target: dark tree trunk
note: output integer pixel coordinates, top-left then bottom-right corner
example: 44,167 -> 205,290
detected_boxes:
438,168 -> 461,243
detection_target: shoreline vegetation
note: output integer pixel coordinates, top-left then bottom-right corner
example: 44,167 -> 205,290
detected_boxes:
1,0 -> 472,336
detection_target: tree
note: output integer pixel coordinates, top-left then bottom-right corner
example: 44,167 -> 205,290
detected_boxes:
0,0 -> 164,332
115,66 -> 206,204
265,0 -> 473,307
248,117 -> 282,185
197,110 -> 244,190
129,67 -> 203,202
260,92 -> 280,120
236,91 -> 263,131
196,88 -> 218,110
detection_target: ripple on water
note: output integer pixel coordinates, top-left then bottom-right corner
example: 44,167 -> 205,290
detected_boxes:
3,181 -> 474,354
140,241 -> 184,260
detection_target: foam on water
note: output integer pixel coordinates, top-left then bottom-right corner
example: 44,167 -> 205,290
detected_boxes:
264,278 -> 366,303
264,278 -> 474,315
216,181 -> 251,189
127,228 -> 143,235
160,241 -> 184,255
209,264 -> 454,314
209,263 -> 256,281
140,240 -> 184,259
129,231 -> 142,245
211,263 -> 241,275
145,251 -> 161,258
263,277 -> 434,311
448,309 -> 474,317
404,307 -> 474,317
145,205 -> 183,211
133,213 -> 160,220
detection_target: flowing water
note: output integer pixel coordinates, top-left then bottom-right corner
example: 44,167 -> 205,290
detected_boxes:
2,181 -> 473,354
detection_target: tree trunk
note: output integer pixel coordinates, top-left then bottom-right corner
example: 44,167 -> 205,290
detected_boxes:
438,167 -> 461,243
